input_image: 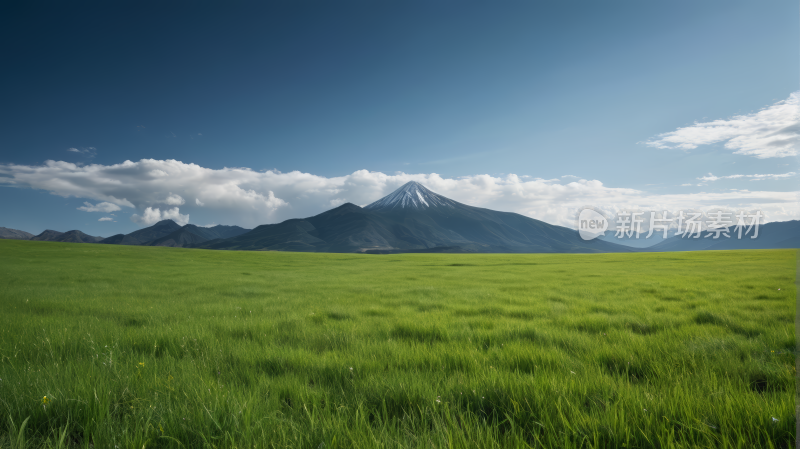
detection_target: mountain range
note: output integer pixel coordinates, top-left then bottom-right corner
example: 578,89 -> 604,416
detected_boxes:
2,181 -> 797,253
200,182 -> 629,253
28,229 -> 104,243
3,222 -> 250,248
642,219 -> 800,252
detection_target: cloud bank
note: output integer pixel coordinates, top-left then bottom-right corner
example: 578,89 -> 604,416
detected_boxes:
0,159 -> 796,228
644,91 -> 800,158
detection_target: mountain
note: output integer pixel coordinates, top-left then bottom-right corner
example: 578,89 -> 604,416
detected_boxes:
146,224 -> 249,247
0,227 -> 34,240
99,234 -> 126,244
202,181 -> 633,253
99,219 -> 182,245
645,220 -> 800,251
31,230 -> 65,241
364,181 -> 459,210
54,230 -> 104,243
30,229 -> 103,243
95,221 -> 250,247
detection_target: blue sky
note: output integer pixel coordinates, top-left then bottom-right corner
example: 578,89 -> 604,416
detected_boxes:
0,1 -> 797,236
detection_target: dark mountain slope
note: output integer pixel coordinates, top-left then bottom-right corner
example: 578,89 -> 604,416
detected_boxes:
100,234 -> 126,244
645,220 -> 799,251
202,219 -> 327,251
31,230 -> 65,241
0,227 -> 34,240
705,220 -> 800,250
147,224 -> 249,247
54,230 -> 103,243
99,219 -> 182,245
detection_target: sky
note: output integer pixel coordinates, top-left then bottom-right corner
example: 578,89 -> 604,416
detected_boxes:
0,1 -> 797,237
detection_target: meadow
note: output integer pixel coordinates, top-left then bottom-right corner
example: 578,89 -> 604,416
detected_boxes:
0,240 -> 795,448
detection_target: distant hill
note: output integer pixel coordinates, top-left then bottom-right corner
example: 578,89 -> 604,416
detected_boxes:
29,229 -> 103,243
99,234 -> 126,244
201,181 -> 633,254
146,224 -> 250,247
54,230 -> 104,243
5,220 -> 250,248
31,230 -> 65,241
645,220 -> 800,251
99,219 -> 182,245
0,227 -> 34,240
93,221 -> 251,247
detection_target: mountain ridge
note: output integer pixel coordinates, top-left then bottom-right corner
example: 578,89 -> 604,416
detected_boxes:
643,220 -> 800,252
0,227 -> 34,240
146,224 -> 250,247
201,183 -> 634,253
3,183 -> 798,253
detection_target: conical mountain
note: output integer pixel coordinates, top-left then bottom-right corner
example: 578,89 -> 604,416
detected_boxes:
365,181 -> 458,211
202,182 -> 632,253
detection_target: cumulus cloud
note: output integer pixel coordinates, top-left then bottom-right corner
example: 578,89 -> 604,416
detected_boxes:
77,201 -> 122,213
163,193 -> 185,206
644,91 -> 800,158
0,158 -> 797,228
697,172 -> 797,182
98,217 -> 113,222
131,207 -> 190,226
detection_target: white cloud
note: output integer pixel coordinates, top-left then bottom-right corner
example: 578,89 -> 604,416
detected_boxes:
77,201 -> 122,213
98,217 -> 113,222
680,183 -> 693,186
195,198 -> 205,206
131,207 -> 189,226
163,193 -> 185,206
0,158 -> 797,228
644,91 -> 800,158
697,172 -> 797,182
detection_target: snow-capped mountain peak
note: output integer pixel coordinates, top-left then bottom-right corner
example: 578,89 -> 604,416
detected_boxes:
365,181 -> 457,211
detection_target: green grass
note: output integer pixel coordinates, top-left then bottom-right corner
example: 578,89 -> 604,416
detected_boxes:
0,240 -> 795,448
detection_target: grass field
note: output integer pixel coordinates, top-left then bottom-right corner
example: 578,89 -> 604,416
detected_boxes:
0,240 -> 795,448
